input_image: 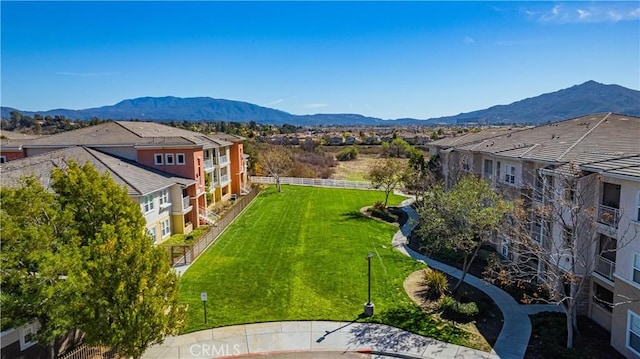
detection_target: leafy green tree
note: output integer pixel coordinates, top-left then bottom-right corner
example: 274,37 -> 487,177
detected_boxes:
50,162 -> 185,358
335,146 -> 359,161
366,157 -> 407,207
416,175 -> 511,292
1,162 -> 185,359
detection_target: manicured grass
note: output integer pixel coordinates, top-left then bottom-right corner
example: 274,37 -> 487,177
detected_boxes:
178,185 -> 471,347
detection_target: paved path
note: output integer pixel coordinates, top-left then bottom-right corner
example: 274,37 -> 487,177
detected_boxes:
143,194 -> 562,359
142,321 -> 498,359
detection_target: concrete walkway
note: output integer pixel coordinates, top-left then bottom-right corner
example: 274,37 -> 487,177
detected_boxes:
143,194 -> 562,359
393,199 -> 563,359
142,321 -> 498,359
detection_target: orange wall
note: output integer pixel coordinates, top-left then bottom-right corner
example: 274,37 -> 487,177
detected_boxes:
0,151 -> 26,161
137,148 -> 205,190
229,142 -> 245,194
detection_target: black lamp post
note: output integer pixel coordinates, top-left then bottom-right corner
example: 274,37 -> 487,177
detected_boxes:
364,252 -> 375,317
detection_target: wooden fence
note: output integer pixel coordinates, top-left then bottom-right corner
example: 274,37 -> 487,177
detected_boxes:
164,186 -> 261,266
249,176 -> 372,190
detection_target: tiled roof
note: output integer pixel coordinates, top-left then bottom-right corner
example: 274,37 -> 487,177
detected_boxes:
0,146 -> 194,196
24,121 -> 232,148
429,127 -> 527,148
580,155 -> 640,180
211,133 -> 247,142
444,113 -> 640,165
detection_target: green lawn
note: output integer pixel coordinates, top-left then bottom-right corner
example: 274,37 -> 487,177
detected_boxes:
178,185 -> 471,347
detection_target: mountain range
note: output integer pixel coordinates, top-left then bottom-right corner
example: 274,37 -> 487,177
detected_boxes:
2,80 -> 639,126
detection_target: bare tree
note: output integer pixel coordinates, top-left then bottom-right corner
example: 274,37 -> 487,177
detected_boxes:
257,145 -> 292,192
484,163 -> 638,348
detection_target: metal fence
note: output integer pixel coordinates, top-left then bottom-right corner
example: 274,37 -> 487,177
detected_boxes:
164,186 -> 261,266
58,345 -> 117,359
249,176 -> 372,190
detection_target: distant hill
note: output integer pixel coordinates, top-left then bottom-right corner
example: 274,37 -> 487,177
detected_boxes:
2,81 -> 639,125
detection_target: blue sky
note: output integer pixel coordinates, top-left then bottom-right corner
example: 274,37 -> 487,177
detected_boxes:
1,1 -> 639,120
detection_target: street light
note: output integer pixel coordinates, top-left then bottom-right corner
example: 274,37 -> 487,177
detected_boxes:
364,252 -> 375,317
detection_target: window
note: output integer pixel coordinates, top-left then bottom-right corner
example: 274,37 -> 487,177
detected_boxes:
159,189 -> 170,207
165,153 -> 175,165
154,153 -> 164,165
176,153 -> 186,165
0,155 -> 6,163
592,283 -> 613,312
504,164 -> 516,185
501,238 -> 511,259
484,159 -> 493,177
627,311 -> 640,355
531,216 -> 542,242
562,226 -> 573,249
148,227 -> 158,243
142,195 -> 154,213
19,323 -> 37,350
634,254 -> 640,285
161,219 -> 171,238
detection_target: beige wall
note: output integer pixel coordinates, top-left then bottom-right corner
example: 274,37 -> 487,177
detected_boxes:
611,278 -> 640,358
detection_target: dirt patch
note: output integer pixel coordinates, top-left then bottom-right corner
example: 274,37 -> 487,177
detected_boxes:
403,269 -> 503,352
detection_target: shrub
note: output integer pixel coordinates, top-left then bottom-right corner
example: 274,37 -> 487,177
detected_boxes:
336,146 -> 359,161
422,269 -> 448,299
439,295 -> 479,322
372,201 -> 386,212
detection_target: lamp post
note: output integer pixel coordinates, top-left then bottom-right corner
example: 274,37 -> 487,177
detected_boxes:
364,252 -> 375,317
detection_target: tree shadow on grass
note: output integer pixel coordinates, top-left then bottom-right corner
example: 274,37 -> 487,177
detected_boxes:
340,210 -> 371,222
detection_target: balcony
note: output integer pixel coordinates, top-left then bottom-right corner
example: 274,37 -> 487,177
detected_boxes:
220,174 -> 229,184
204,158 -> 214,171
597,204 -> 620,228
219,155 -> 229,165
594,255 -> 616,281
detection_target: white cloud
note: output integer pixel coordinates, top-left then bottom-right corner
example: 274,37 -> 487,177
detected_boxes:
304,103 -> 329,109
528,3 -> 640,24
264,98 -> 285,106
464,36 -> 475,44
56,71 -> 119,77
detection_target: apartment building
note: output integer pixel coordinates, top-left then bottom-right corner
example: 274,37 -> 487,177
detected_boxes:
428,113 -> 640,358
0,121 -> 248,237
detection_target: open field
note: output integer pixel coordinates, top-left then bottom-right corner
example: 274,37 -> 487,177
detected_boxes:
178,185 -> 478,348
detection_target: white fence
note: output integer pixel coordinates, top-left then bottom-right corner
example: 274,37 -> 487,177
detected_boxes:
250,176 -> 372,190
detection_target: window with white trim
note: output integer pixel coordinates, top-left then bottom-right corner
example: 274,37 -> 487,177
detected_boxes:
633,254 -> 640,285
19,323 -> 37,350
627,310 -> 640,355
176,153 -> 186,165
142,195 -> 154,213
0,155 -> 7,163
154,153 -> 164,165
503,164 -> 516,185
148,227 -> 158,243
501,237 -> 511,259
159,189 -> 170,206
161,218 -> 171,238
165,153 -> 175,165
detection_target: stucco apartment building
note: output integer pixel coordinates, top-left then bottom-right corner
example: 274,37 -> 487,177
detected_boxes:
428,113 -> 640,358
0,121 -> 248,242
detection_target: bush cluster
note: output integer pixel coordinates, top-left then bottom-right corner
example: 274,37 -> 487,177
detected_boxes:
439,295 -> 479,322
335,146 -> 359,161
422,269 -> 448,299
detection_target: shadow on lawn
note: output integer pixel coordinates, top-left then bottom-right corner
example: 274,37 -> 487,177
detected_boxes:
340,210 -> 370,222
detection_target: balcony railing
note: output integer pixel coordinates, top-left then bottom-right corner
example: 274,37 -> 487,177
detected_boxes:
219,155 -> 229,165
597,204 -> 620,228
594,255 -> 616,281
182,196 -> 191,211
204,158 -> 213,170
220,175 -> 229,184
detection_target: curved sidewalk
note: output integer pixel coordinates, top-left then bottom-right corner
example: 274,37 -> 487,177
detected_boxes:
394,199 -> 562,359
142,320 -> 497,359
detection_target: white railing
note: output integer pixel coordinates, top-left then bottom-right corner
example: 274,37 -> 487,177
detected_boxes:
182,196 -> 191,211
220,175 -> 229,184
595,255 -> 616,281
204,158 -> 213,170
219,155 -> 229,165
250,176 -> 372,190
598,204 -> 620,228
